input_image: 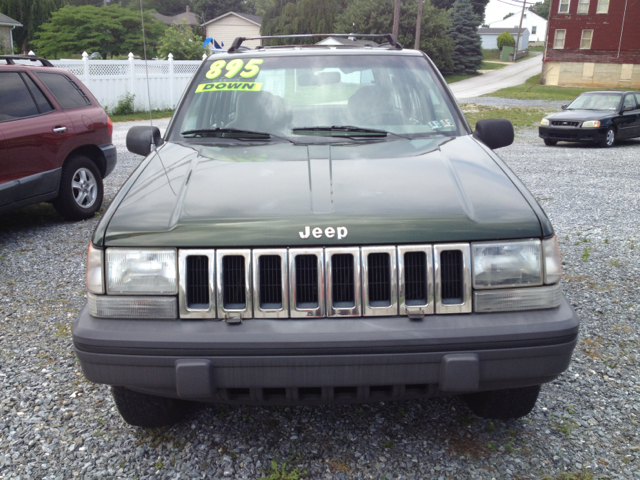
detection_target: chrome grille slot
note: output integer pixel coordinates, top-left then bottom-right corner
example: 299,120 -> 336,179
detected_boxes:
289,249 -> 324,317
362,246 -> 397,316
178,250 -> 215,319
186,256 -> 209,308
216,249 -> 252,319
398,245 -> 434,316
434,244 -> 471,314
326,248 -> 361,317
253,249 -> 288,318
404,252 -> 426,304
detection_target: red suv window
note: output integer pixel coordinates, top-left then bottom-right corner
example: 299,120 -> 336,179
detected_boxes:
0,72 -> 42,121
36,72 -> 91,109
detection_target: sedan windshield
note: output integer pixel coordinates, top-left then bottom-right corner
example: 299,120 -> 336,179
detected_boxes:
170,54 -> 464,142
568,93 -> 622,111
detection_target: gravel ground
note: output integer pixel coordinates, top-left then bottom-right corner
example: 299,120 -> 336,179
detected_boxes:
1,118 -> 639,480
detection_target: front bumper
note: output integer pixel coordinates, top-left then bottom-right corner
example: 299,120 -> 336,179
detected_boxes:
539,126 -> 607,143
73,296 -> 579,404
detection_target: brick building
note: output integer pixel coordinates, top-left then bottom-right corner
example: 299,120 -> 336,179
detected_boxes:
541,0 -> 640,88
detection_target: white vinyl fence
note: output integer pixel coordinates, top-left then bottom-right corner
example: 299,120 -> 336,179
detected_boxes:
48,52 -> 204,112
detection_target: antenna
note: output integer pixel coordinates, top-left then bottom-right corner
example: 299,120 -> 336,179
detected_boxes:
139,0 -> 153,126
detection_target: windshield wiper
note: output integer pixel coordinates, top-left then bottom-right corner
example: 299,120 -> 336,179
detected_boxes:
292,125 -> 408,139
180,127 -> 292,143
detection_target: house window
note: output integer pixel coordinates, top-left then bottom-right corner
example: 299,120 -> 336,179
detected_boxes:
532,26 -> 537,34
580,29 -> 593,49
554,29 -> 566,49
559,0 -> 570,13
577,0 -> 590,14
596,0 -> 609,13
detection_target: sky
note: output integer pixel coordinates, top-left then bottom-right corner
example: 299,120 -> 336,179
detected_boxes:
484,0 -> 539,25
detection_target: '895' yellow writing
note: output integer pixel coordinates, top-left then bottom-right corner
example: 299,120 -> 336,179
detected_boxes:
205,58 -> 264,80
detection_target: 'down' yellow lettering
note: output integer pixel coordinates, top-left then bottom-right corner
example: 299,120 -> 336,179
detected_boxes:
195,82 -> 263,93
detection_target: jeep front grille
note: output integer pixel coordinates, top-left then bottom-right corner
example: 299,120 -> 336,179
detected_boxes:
179,244 -> 471,319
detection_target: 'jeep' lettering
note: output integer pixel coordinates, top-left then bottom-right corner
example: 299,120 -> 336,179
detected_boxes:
195,82 -> 263,93
299,226 -> 348,239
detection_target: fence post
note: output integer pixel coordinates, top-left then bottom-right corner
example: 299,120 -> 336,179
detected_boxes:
128,52 -> 135,107
82,51 -> 90,87
202,53 -> 207,61
168,53 -> 175,109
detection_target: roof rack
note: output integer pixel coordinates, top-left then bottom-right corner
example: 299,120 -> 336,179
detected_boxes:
0,54 -> 54,67
227,33 -> 403,53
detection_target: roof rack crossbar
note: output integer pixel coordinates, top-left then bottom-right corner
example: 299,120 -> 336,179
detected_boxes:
227,33 -> 402,53
0,54 -> 54,67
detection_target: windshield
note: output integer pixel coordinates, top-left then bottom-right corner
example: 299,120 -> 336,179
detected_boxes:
169,54 -> 464,143
568,93 -> 622,111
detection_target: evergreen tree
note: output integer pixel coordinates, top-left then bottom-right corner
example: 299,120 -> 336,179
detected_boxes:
192,0 -> 255,24
431,0 -> 489,24
32,5 -> 165,59
448,0 -> 482,74
334,0 -> 454,73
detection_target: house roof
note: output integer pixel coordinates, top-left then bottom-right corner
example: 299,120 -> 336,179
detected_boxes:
478,27 -> 529,35
152,9 -> 199,27
0,13 -> 22,27
201,11 -> 262,27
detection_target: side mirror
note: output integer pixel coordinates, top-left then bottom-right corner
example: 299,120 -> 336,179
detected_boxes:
126,126 -> 163,156
623,105 -> 634,112
561,104 -> 568,110
473,119 -> 514,149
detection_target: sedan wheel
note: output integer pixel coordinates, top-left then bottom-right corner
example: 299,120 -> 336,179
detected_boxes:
601,127 -> 616,148
544,139 -> 557,146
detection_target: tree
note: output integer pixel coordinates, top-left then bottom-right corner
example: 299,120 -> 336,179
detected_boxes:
261,0 -> 340,44
431,0 -> 489,24
496,30 -> 515,50
0,0 -> 64,52
529,0 -> 550,19
192,0 -> 256,24
334,0 -> 454,73
448,0 -> 482,74
503,12 -> 514,19
31,5 -> 165,60
157,20 -> 205,59
125,0 -> 192,16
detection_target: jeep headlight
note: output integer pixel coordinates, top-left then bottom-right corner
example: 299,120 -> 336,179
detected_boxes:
582,120 -> 600,128
472,240 -> 542,289
106,248 -> 177,295
540,118 -> 550,126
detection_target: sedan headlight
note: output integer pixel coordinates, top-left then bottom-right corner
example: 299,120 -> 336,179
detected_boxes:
582,120 -> 601,128
106,248 -> 177,295
540,118 -> 550,126
472,240 -> 542,289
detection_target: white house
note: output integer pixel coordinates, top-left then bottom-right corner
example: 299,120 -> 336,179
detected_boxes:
201,12 -> 261,50
478,27 -> 530,50
488,10 -> 547,44
0,13 -> 22,53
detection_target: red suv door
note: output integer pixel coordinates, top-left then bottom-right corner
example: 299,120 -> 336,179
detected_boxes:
0,71 -> 74,207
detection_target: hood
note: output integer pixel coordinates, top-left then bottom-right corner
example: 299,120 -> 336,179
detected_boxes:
547,109 -> 615,121
102,136 -> 542,247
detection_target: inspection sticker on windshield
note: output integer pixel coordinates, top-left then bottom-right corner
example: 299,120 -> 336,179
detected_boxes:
195,82 -> 263,93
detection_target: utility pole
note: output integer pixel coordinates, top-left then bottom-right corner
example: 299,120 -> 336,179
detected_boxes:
514,0 -> 527,61
414,0 -> 424,50
393,0 -> 401,37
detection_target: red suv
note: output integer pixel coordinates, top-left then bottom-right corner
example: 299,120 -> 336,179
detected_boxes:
0,55 -> 116,220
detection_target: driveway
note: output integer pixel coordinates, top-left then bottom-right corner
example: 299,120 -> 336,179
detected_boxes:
449,53 -> 543,99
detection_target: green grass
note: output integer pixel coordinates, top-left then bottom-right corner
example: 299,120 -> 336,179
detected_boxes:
462,104 -> 553,129
109,109 -> 174,122
515,53 -> 533,62
445,73 -> 479,84
480,61 -> 507,70
486,74 -> 640,101
482,49 -> 501,61
529,45 -> 545,52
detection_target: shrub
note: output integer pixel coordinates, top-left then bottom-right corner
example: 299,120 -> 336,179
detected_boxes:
112,93 -> 135,116
497,31 -> 516,51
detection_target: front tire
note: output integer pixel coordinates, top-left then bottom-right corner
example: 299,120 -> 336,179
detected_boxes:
111,386 -> 189,428
463,385 -> 541,419
600,127 -> 616,148
544,139 -> 557,146
53,155 -> 103,221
